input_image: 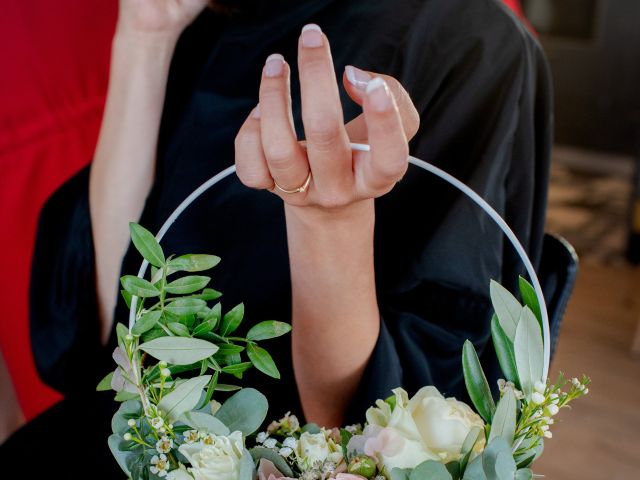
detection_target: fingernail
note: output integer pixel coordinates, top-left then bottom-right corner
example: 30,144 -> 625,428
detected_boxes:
366,77 -> 391,112
251,103 -> 261,119
345,65 -> 372,90
301,24 -> 323,48
264,53 -> 285,77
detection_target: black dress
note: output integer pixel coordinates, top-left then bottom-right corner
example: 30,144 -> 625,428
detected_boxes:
1,0 -> 552,476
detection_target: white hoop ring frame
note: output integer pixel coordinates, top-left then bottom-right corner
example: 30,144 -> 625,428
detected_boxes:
128,143 -> 551,382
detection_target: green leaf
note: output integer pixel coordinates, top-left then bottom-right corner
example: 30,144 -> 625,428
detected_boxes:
446,461 -> 461,480
141,326 -> 166,342
129,223 -> 165,267
193,306 -> 222,337
120,275 -> 160,298
180,411 -> 230,435
157,375 -> 211,423
488,388 -> 517,445
514,307 -> 544,398
115,390 -> 139,402
459,426 -> 483,472
111,399 -> 142,435
108,434 -> 135,477
515,469 -> 533,480
390,468 -> 412,480
116,322 -> 129,349
239,450 -> 255,480
167,254 -> 221,274
481,438 -> 516,480
220,303 -> 244,336
518,277 -> 542,327
164,298 -> 207,316
132,311 -> 162,336
97,371 -> 114,391
250,447 -> 295,477
216,344 -> 245,356
340,429 -> 353,460
222,362 -> 253,376
247,343 -> 280,379
215,388 -> 268,436
462,340 -> 496,423
247,321 -> 292,342
139,337 -> 219,365
192,288 -> 223,301
462,456 -> 486,480
491,315 -> 520,386
215,383 -> 242,392
410,461 -> 453,480
490,280 -> 522,342
168,322 -> 191,337
165,275 -> 211,295
121,289 -> 133,309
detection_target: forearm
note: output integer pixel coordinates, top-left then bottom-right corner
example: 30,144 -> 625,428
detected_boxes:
90,27 -> 178,343
287,200 -> 380,427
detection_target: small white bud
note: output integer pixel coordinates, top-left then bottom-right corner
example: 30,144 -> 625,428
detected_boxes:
544,431 -> 553,439
572,378 -> 580,387
583,388 -> 589,395
547,404 -> 559,416
160,368 -> 171,378
123,433 -> 132,441
547,418 -> 555,425
168,424 -> 174,430
125,334 -> 134,342
263,438 -> 278,449
127,419 -> 136,427
531,392 -> 545,405
279,447 -> 293,458
256,432 -> 269,444
534,380 -> 546,394
159,361 -> 168,368
541,425 -> 549,432
283,437 -> 297,449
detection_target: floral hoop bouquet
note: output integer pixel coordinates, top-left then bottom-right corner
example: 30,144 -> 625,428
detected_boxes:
99,149 -> 589,480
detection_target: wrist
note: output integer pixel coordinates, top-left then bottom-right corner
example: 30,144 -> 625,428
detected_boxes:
284,199 -> 375,233
113,23 -> 180,57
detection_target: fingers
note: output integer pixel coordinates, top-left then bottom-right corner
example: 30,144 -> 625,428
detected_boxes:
259,54 -> 310,192
298,24 -> 352,194
234,104 -> 273,190
343,66 -> 421,142
354,77 -> 409,196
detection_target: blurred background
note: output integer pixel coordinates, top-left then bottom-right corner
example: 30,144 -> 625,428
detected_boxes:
0,1 -> 638,477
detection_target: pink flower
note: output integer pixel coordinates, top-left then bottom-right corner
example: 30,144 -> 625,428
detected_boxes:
257,459 -> 297,480
335,474 -> 367,480
111,347 -> 137,393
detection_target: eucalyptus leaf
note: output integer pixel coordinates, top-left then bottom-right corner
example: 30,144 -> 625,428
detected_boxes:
165,275 -> 211,295
462,340 -> 495,423
111,400 -> 142,435
115,390 -> 139,402
139,337 -> 218,365
239,449 -> 255,480
108,434 -> 134,476
157,375 -> 211,423
247,343 -> 280,379
215,388 -> 268,435
132,311 -> 162,336
164,298 -> 207,317
168,254 -> 221,274
514,307 -> 544,398
462,456 -> 486,480
488,388 -> 517,445
168,322 -> 191,337
250,447 -> 295,477
121,275 -> 160,298
493,451 -> 517,480
481,438 -> 515,480
518,277 -> 542,327
410,460 -> 453,480
247,321 -> 292,342
490,280 -> 522,342
220,303 -> 245,336
129,223 -> 165,267
180,411 -> 230,435
515,469 -> 533,480
97,371 -> 114,391
491,315 -> 520,386
390,468 -> 412,480
460,426 -> 483,472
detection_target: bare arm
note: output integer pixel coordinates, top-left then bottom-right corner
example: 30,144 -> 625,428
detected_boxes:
90,1 -> 207,343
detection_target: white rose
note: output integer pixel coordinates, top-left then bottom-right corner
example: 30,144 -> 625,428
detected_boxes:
296,432 -> 330,467
167,467 -> 194,480
178,431 -> 244,480
363,387 -> 485,469
408,386 -> 485,463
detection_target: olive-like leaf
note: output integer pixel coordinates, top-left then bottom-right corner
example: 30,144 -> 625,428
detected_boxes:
139,337 -> 218,365
491,315 -> 520,386
514,307 -> 544,398
129,223 -> 165,267
490,280 -> 522,342
157,375 -> 211,423
220,303 -> 244,336
164,298 -> 207,316
410,461 -> 453,480
97,371 -> 114,391
488,387 -> 517,445
168,322 -> 190,337
167,254 -> 221,274
518,276 -> 544,335
462,340 -> 496,423
165,275 -> 211,295
120,275 -> 160,298
247,343 -> 280,379
247,321 -> 292,342
132,311 -> 162,336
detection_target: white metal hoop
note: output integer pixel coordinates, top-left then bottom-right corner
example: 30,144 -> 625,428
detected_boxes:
128,143 -> 551,382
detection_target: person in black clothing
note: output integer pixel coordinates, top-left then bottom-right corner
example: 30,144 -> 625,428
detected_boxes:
1,0 -> 551,477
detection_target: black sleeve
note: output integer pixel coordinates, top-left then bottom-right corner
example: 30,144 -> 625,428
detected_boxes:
29,166 -> 111,395
346,2 -> 552,422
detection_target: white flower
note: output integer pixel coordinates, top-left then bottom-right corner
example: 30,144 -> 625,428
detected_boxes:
283,437 -> 298,449
256,432 -> 269,444
127,419 -> 136,427
151,454 -> 170,477
546,404 -> 559,416
297,432 -> 331,467
534,381 -> 546,394
279,447 -> 293,458
543,431 -> 553,439
110,347 -> 137,393
184,430 -> 200,444
179,431 -> 244,480
167,467 -> 194,480
263,438 -> 278,449
156,436 -> 174,454
151,417 -> 166,432
531,392 -> 546,405
359,387 -> 486,468
123,433 -> 132,441
161,368 -> 172,378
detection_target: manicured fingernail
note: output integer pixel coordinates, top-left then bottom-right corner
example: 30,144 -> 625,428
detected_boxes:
345,65 -> 372,90
264,53 -> 285,77
366,77 -> 391,112
301,24 -> 323,48
251,104 -> 261,119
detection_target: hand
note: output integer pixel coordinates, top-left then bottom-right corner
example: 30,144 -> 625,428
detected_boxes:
234,23 -> 420,216
117,0 -> 209,38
